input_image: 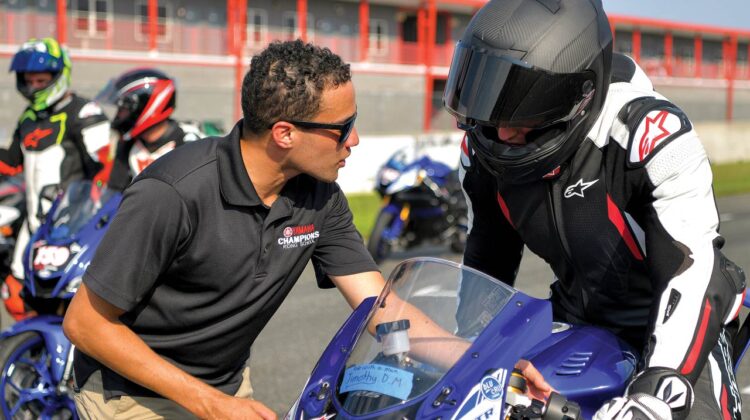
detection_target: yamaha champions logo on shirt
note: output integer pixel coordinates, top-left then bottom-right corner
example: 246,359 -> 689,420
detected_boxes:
278,224 -> 320,249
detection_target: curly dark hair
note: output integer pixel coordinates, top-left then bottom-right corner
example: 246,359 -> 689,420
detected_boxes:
241,40 -> 352,135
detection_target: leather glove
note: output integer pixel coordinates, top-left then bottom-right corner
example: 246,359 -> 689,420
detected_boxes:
594,367 -> 693,420
593,393 -> 673,420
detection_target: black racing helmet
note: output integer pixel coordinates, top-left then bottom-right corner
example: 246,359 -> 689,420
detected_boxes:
443,0 -> 612,184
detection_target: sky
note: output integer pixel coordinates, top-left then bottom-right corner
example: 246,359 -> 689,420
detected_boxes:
601,0 -> 750,31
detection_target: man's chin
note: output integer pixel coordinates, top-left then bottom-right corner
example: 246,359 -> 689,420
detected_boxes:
308,171 -> 339,184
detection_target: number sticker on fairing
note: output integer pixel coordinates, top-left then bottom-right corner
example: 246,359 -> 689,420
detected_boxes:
33,245 -> 71,270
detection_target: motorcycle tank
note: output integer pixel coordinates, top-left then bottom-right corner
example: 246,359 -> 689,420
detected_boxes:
287,258 -> 636,420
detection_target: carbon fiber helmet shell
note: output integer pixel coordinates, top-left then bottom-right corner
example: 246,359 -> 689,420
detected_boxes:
9,38 -> 72,111
98,68 -> 176,140
444,0 -> 613,184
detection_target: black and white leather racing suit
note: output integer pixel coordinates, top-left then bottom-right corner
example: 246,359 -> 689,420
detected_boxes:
458,55 -> 745,419
106,119 -> 200,192
0,93 -> 110,279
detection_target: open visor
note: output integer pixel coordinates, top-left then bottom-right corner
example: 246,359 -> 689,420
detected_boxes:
443,42 -> 596,129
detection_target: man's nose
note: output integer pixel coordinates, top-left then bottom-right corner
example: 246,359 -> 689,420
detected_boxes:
345,127 -> 360,148
497,127 -> 518,141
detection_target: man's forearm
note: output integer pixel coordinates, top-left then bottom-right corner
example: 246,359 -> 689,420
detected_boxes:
64,286 -> 223,418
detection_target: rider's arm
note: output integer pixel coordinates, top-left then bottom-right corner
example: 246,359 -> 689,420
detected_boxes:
62,178 -> 275,419
0,127 -> 24,175
459,139 -> 524,285
635,119 -> 744,385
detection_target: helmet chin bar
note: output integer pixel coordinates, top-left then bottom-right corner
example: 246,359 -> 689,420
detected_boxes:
467,116 -> 588,186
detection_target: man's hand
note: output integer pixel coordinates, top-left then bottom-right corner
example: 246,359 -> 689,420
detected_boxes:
202,395 -> 277,420
593,394 -> 672,420
514,359 -> 553,400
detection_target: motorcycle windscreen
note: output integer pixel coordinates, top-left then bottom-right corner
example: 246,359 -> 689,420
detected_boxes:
336,258 -> 515,416
49,180 -> 116,240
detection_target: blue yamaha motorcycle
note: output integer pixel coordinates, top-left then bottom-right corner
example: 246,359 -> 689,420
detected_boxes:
0,180 -> 121,419
286,257 -> 750,420
368,151 -> 467,263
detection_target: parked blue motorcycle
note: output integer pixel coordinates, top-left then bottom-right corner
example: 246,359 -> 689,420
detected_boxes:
368,151 -> 467,263
286,257 -> 750,420
0,180 -> 122,419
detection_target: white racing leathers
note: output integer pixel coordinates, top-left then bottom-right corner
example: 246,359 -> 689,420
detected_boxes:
458,55 -> 744,419
0,93 -> 110,279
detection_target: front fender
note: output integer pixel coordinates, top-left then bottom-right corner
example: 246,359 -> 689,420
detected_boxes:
1,315 -> 70,382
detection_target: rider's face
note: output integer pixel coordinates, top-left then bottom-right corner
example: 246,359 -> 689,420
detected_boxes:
23,72 -> 53,91
497,126 -> 533,145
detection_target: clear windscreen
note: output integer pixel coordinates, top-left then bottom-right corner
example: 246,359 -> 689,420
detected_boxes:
50,181 -> 115,240
337,258 -> 516,416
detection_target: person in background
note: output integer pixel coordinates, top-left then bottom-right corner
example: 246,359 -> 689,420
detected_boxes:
95,68 -> 201,191
445,0 -> 744,419
1,37 -> 110,321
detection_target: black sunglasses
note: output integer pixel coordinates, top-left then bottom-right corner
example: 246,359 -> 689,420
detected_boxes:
271,112 -> 358,144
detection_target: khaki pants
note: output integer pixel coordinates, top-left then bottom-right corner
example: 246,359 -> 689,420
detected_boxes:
74,367 -> 254,419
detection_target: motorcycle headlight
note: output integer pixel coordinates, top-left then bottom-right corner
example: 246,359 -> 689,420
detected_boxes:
377,167 -> 401,187
385,168 -> 420,195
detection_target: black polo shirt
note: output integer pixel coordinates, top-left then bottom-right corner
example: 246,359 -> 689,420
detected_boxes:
73,121 -> 378,398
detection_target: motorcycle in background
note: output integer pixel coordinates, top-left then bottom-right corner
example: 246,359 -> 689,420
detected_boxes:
0,180 -> 122,419
0,175 -> 28,330
367,150 -> 467,263
0,175 -> 26,283
285,257 -> 750,420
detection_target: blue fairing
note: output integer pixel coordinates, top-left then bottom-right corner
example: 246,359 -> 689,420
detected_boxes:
526,326 -> 636,419
406,156 -> 452,183
22,186 -> 122,299
287,258 -> 636,420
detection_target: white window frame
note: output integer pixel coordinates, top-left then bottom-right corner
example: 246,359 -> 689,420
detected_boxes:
134,0 -> 173,43
247,8 -> 268,47
281,11 -> 315,42
71,0 -> 113,38
369,18 -> 389,56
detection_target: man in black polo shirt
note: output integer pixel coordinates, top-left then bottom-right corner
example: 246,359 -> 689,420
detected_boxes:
63,41 -> 396,419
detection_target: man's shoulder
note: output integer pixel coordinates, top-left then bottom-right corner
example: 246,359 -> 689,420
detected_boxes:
617,97 -> 693,168
137,136 -> 221,188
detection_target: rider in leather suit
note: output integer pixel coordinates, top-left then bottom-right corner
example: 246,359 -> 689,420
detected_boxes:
445,1 -> 745,419
95,68 -> 200,192
1,38 -> 110,320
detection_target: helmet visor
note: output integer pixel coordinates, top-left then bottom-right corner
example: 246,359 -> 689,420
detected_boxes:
443,42 -> 596,129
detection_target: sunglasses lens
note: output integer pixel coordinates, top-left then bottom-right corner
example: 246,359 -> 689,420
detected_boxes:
338,115 -> 357,144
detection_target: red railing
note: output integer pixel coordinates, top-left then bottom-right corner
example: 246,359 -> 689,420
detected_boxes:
0,9 -> 746,79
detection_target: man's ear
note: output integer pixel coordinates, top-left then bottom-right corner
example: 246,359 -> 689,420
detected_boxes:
269,121 -> 296,149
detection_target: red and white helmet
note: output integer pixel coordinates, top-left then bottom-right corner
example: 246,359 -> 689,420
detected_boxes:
98,68 -> 176,140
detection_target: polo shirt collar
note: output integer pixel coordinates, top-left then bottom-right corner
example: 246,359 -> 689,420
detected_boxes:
217,121 -> 263,207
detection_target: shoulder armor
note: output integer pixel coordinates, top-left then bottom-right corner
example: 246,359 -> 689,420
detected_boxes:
77,101 -> 104,119
618,98 -> 692,168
